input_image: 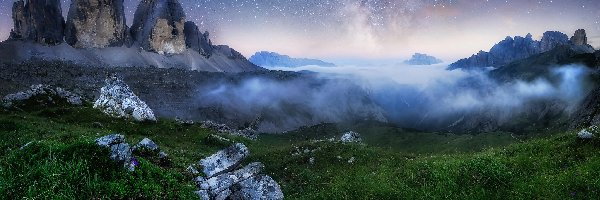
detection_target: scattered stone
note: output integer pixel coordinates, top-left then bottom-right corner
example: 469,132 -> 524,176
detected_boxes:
158,151 -> 168,159
95,134 -> 125,147
309,157 -> 315,165
340,131 -> 362,143
199,143 -> 249,178
3,84 -> 83,107
95,134 -> 136,171
93,75 -> 156,121
175,117 -> 195,125
200,120 -> 258,140
577,125 -> 597,139
19,141 -> 33,150
230,175 -> 285,200
134,138 -> 159,152
348,157 -> 356,164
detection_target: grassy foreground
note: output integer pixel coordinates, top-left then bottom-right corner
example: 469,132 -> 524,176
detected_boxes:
0,103 -> 599,199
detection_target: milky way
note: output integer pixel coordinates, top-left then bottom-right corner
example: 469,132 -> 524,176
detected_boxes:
0,0 -> 598,60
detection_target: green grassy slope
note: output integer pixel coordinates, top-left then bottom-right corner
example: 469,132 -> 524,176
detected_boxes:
0,104 -> 599,199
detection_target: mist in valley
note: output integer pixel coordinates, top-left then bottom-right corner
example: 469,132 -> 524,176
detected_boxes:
193,62 -> 594,133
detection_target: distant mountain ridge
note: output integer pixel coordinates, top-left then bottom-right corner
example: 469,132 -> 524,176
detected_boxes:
404,53 -> 443,65
448,29 -> 595,70
249,51 -> 335,68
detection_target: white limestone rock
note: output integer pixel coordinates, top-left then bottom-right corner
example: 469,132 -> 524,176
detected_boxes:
199,143 -> 249,178
340,131 -> 362,143
94,76 -> 156,121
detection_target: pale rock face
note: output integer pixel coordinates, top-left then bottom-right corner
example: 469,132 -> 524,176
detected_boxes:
571,29 -> 588,46
199,143 -> 249,178
130,0 -> 187,54
65,0 -> 129,48
134,138 -> 159,151
10,0 -> 65,45
93,76 -> 156,121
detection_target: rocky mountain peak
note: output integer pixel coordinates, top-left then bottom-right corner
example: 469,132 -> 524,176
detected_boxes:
540,31 -> 569,51
130,0 -> 186,54
65,0 -> 129,48
183,21 -> 214,57
9,0 -> 65,45
570,29 -> 588,46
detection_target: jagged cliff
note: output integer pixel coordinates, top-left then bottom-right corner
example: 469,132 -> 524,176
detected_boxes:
65,0 -> 129,48
1,0 -> 261,72
130,0 -> 186,55
449,30 -> 595,70
9,0 -> 65,45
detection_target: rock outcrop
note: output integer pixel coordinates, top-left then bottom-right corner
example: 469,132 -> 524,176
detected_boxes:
449,30 -> 595,70
2,84 -> 83,108
340,131 -> 362,143
193,143 -> 284,199
184,21 -> 214,57
130,0 -> 186,54
403,53 -> 443,65
9,0 -> 65,45
199,143 -> 249,178
65,0 -> 129,48
577,126 -> 596,139
95,134 -> 137,171
571,29 -> 588,46
93,76 -> 156,121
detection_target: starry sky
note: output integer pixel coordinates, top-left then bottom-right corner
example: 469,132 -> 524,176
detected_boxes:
0,0 -> 599,61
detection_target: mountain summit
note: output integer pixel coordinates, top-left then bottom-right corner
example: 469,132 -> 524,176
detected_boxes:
2,0 -> 261,73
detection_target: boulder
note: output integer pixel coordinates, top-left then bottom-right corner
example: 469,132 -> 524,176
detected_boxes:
134,138 -> 159,151
95,134 -> 125,147
199,143 -> 249,178
340,131 -> 362,143
202,162 -> 264,197
9,0 -> 65,45
65,0 -> 129,48
95,134 -> 136,171
93,76 -> 156,121
193,144 -> 284,199
2,84 -> 83,107
578,126 -> 597,139
130,0 -> 187,54
230,175 -> 285,200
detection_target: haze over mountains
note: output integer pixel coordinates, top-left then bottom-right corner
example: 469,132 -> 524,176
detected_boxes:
249,51 -> 336,68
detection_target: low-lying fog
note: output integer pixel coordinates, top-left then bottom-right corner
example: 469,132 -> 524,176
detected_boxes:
195,62 -> 593,133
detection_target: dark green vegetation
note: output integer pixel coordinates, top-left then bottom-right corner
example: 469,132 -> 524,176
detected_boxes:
1,102 -> 599,199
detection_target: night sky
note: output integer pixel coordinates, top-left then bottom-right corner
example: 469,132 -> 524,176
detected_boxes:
0,0 -> 599,60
